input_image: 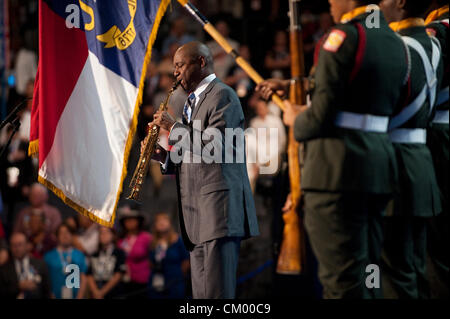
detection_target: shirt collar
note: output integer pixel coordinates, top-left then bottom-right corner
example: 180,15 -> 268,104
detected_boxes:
425,5 -> 449,24
192,73 -> 216,100
389,18 -> 425,32
341,5 -> 380,24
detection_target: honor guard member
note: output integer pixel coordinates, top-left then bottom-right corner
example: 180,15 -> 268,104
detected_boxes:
424,0 -> 449,297
257,0 -> 409,299
379,0 -> 443,299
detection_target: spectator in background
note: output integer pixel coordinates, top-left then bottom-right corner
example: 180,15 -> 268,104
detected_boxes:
44,223 -> 87,299
161,17 -> 195,56
301,9 -> 320,73
246,97 -> 286,193
207,19 -> 240,80
13,38 -> 37,97
224,44 -> 253,99
28,212 -> 56,259
87,227 -> 126,299
64,216 -> 79,234
143,61 -> 160,106
264,30 -> 291,79
0,232 -> 51,299
17,79 -> 35,143
148,212 -> 189,299
73,215 -> 99,257
13,183 -> 62,237
0,238 -> 9,266
117,205 -> 152,298
0,126 -> 34,229
313,12 -> 334,44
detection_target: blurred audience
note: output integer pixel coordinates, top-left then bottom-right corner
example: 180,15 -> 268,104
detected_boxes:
224,44 -> 253,99
0,238 -> 8,266
0,232 -> 51,299
148,212 -> 189,299
64,216 -> 79,234
264,30 -> 291,79
13,183 -> 62,237
246,97 -> 286,193
207,19 -> 240,80
73,215 -> 99,257
87,227 -> 126,299
14,41 -> 37,97
117,205 -> 152,298
161,17 -> 195,56
44,223 -> 87,299
27,212 -> 57,259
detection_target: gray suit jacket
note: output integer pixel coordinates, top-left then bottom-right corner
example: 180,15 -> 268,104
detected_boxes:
162,78 -> 259,250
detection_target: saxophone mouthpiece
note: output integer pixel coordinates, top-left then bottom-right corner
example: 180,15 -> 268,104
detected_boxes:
173,80 -> 181,90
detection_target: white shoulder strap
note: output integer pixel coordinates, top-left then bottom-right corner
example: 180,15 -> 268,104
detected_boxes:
390,36 -> 441,130
402,36 -> 440,112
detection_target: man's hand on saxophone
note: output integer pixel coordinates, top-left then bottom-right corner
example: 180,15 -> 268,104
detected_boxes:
139,125 -> 168,164
152,109 -> 176,131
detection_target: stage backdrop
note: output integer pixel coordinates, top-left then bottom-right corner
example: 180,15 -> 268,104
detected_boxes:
29,0 -> 171,226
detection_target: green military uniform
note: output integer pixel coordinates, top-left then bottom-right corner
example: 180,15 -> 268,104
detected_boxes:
293,5 -> 408,298
381,18 -> 443,299
425,5 -> 449,297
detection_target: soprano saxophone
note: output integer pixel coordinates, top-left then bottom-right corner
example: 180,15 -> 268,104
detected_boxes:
127,80 -> 180,201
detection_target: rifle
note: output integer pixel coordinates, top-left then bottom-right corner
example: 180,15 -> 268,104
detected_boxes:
176,0 -> 286,110
276,0 -> 306,275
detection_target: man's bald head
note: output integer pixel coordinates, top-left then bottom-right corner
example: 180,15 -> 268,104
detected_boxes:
176,41 -> 214,70
173,41 -> 215,92
29,183 -> 48,208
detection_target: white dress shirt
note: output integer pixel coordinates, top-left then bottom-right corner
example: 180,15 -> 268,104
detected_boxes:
162,73 -> 217,168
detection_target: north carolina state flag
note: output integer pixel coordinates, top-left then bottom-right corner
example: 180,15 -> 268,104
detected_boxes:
29,0 -> 170,226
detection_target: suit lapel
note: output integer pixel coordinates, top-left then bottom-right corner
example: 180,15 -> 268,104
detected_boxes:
191,78 -> 218,121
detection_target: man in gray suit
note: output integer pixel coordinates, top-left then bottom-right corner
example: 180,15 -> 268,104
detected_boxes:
151,41 -> 259,299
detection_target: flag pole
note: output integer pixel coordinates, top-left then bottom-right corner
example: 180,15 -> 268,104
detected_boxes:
176,0 -> 286,111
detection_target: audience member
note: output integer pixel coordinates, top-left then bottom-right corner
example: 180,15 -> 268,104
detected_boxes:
44,223 -> 87,299
14,43 -> 37,97
73,215 -> 99,257
161,17 -> 195,56
246,98 -> 286,193
224,45 -> 253,99
64,216 -> 79,234
148,212 -> 189,299
0,238 -> 9,266
0,232 -> 51,299
0,127 -> 34,228
117,205 -> 152,298
13,183 -> 62,237
207,19 -> 240,80
28,212 -> 56,259
87,227 -> 126,299
264,30 -> 291,79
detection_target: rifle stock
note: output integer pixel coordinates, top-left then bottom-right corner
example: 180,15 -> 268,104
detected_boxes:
276,0 -> 306,275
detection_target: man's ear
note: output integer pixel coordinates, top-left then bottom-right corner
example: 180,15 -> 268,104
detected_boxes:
398,0 -> 407,10
199,56 -> 206,68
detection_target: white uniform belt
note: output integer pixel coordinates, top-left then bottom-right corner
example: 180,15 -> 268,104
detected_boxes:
335,111 -> 389,133
433,110 -> 449,124
389,128 -> 427,144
